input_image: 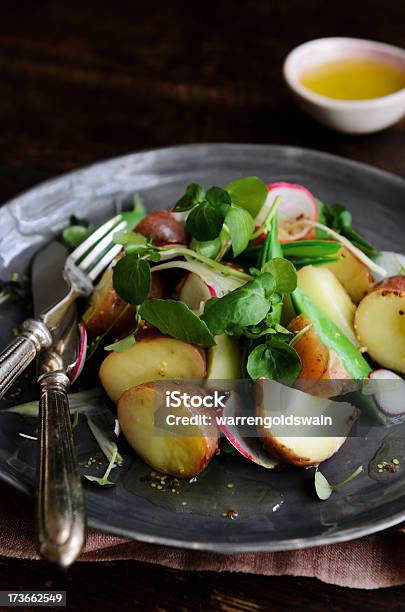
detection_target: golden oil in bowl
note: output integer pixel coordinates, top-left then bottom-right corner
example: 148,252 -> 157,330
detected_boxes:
300,59 -> 405,100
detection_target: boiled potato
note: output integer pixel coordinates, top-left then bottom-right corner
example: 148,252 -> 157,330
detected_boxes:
255,378 -> 356,467
136,210 -> 188,245
354,275 -> 405,373
118,382 -> 218,477
298,265 -> 356,344
83,266 -> 165,338
99,333 -> 206,403
289,315 -> 352,397
326,246 -> 374,303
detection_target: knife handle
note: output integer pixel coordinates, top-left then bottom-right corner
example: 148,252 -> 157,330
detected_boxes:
36,371 -> 86,567
0,319 -> 52,399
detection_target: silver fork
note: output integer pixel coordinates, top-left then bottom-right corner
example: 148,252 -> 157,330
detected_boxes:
0,214 -> 126,399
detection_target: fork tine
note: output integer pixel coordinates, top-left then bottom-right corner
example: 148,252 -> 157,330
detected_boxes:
78,220 -> 127,272
70,214 -> 123,262
87,244 -> 123,281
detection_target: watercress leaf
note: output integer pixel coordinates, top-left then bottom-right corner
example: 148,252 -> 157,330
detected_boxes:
186,201 -> 227,241
190,236 -> 222,259
174,183 -> 205,212
113,230 -> 147,248
104,334 -> 135,353
255,272 -> 276,296
205,186 -> 232,209
314,469 -> 333,500
261,257 -> 297,293
63,225 -> 92,249
270,337 -> 302,384
225,176 -> 269,218
139,299 -> 215,347
112,254 -> 151,305
246,344 -> 275,379
202,278 -> 271,335
225,206 -> 254,257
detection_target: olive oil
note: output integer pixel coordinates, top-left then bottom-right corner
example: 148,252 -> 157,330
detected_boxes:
300,59 -> 405,100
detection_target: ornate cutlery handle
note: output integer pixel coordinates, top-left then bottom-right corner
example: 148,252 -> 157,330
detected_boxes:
0,320 -> 52,400
36,371 -> 85,567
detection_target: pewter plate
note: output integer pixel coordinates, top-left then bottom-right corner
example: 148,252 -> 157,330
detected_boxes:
0,144 -> 405,552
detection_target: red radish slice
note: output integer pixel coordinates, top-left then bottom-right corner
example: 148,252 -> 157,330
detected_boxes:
177,272 -> 215,310
68,322 -> 88,385
368,369 -> 405,416
256,182 -> 318,242
152,260 -> 243,309
217,392 -> 279,468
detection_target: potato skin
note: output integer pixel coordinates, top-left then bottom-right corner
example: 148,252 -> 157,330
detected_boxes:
83,267 -> 165,338
354,275 -> 405,373
136,210 -> 188,245
289,315 -> 352,397
118,381 -> 218,477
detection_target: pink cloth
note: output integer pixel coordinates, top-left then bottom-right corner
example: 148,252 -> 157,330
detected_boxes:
2,484 -> 404,589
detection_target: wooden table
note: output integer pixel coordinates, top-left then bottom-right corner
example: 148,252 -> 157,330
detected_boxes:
0,1 -> 404,609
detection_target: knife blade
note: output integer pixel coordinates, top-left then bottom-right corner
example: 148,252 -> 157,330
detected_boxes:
32,241 -> 69,317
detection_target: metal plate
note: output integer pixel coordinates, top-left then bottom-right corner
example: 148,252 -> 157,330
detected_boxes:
0,144 -> 405,552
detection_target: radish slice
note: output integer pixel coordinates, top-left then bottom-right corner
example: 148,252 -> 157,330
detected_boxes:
217,392 -> 279,469
68,322 -> 88,385
368,369 -> 405,416
177,272 -> 215,310
152,260 -> 243,305
256,182 -> 318,242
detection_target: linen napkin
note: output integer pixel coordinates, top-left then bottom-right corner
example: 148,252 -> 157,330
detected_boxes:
1,483 -> 404,589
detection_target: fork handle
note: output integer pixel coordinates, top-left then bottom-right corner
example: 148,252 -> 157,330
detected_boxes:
36,371 -> 86,567
0,319 -> 52,399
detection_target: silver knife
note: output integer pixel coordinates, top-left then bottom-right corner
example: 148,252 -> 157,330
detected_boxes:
32,243 -> 86,567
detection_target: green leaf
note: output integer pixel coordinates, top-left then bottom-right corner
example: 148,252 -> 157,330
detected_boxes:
190,237 -> 222,259
205,186 -> 232,208
202,276 -> 274,336
322,202 -> 379,257
104,334 -> 135,353
174,183 -> 205,212
139,299 -> 215,347
225,206 -> 254,257
113,231 -> 148,249
112,254 -> 151,305
246,344 -> 275,379
246,339 -> 301,384
186,201 -> 229,241
63,225 -> 92,249
261,257 -> 297,293
315,465 -> 363,501
225,177 -> 269,218
314,469 -> 333,500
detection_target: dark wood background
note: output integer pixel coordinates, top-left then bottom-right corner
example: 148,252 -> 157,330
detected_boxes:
1,0 -> 405,609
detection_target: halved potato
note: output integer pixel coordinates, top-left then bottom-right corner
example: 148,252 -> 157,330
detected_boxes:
118,382 -> 218,477
354,275 -> 405,373
326,246 -> 374,303
255,379 -> 356,467
83,266 -> 165,338
289,314 -> 352,397
99,333 -> 206,403
297,265 -> 357,344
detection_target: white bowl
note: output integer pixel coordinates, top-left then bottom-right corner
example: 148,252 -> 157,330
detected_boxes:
283,37 -> 405,134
